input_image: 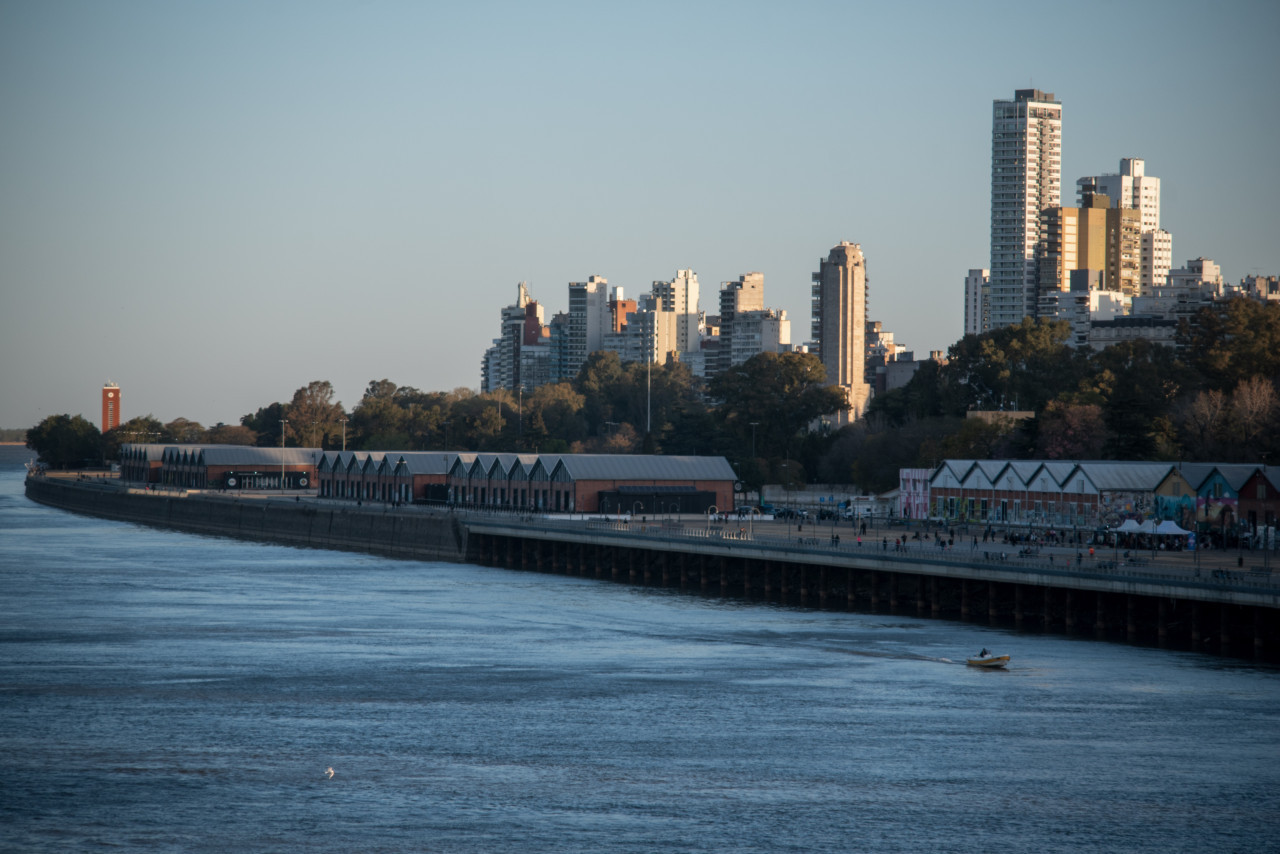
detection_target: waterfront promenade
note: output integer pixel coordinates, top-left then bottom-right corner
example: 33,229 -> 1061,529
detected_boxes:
25,473 -> 1280,658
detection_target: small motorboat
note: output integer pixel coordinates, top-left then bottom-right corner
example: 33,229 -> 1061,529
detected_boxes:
966,651 -> 1010,668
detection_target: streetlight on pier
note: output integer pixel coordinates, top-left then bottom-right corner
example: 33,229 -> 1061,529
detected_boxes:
749,421 -> 759,502
280,419 -> 288,490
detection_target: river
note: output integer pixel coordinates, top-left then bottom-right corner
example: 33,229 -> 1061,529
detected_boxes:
2,445 -> 1277,852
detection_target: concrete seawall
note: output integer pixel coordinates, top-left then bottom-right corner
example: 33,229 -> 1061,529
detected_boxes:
24,478 -> 468,563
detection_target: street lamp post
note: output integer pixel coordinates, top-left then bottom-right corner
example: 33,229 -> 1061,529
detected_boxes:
340,418 -> 348,452
280,419 -> 288,490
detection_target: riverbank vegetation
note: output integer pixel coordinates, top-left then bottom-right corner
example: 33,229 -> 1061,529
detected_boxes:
24,298 -> 1280,490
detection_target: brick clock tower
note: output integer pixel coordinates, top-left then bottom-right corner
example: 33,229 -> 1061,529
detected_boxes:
102,383 -> 121,432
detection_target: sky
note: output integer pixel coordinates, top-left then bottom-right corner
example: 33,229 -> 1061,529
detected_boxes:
2,0 -> 1278,430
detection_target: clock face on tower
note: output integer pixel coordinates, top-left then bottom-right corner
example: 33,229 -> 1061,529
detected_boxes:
107,392 -> 114,398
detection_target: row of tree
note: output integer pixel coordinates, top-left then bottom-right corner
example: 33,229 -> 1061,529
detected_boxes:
25,297 -> 1280,492
843,297 -> 1280,489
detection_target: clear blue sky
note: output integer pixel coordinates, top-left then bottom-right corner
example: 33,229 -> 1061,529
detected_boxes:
2,0 -> 1277,430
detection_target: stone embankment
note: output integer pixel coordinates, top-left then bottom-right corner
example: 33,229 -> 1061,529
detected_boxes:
24,477 -> 467,563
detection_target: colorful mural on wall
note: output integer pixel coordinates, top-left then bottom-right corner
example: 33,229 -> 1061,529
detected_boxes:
1196,497 -> 1238,530
1097,490 -> 1153,527
1155,494 -> 1197,529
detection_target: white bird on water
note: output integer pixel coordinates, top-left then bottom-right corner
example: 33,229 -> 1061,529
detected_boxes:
325,766 -> 334,780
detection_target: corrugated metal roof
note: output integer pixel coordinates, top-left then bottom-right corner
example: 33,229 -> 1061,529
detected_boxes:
121,443 -> 168,461
1175,463 -> 1217,491
959,460 -> 1006,487
1076,461 -> 1173,491
198,446 -> 323,467
931,460 -> 977,485
554,454 -> 736,482
388,452 -> 453,476
1005,461 -> 1042,481
1208,464 -> 1260,492
1038,462 -> 1077,486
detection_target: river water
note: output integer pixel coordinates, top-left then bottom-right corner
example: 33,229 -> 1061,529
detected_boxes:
2,445 -> 1278,853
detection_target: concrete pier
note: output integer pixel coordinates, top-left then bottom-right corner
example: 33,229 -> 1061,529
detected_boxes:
25,477 -> 1280,661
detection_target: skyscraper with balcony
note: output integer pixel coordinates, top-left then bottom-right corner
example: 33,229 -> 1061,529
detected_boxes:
650,268 -> 700,355
989,88 -> 1062,327
811,242 -> 869,421
964,269 -> 989,335
567,275 -> 611,377
1078,158 -> 1171,293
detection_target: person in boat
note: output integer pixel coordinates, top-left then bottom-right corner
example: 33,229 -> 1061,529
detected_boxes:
979,648 -> 989,658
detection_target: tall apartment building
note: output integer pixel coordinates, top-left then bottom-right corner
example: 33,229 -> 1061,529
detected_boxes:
1242,274 -> 1280,303
481,283 -> 547,393
1140,229 -> 1173,293
811,242 -> 870,420
714,272 -> 764,375
567,275 -> 612,377
601,307 -> 679,365
101,382 -> 121,432
650,269 -> 700,354
730,310 -> 790,367
1037,193 -> 1140,309
989,88 -> 1062,327
1077,158 -> 1160,232
1078,158 -> 1169,291
609,295 -> 636,333
964,269 -> 989,335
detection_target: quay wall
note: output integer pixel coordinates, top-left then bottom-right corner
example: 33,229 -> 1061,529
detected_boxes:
25,477 -> 1280,659
24,478 -> 467,563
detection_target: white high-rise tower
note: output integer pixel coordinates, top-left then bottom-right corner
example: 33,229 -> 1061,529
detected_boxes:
651,269 -> 700,354
989,88 -> 1062,328
1077,158 -> 1160,232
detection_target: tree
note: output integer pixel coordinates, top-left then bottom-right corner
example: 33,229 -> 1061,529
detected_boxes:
1227,376 -> 1277,460
241,402 -> 288,447
165,418 -> 206,444
1175,390 -> 1228,460
205,423 -> 257,445
1035,402 -> 1107,460
1180,297 -> 1280,391
100,415 -> 167,461
27,414 -> 102,469
573,351 -> 625,434
525,383 -> 587,449
287,381 -> 346,448
347,379 -> 407,449
1093,340 -> 1183,459
710,352 -> 847,464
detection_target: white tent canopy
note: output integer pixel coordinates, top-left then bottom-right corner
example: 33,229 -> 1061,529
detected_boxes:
1154,520 -> 1192,535
1113,519 -> 1143,533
